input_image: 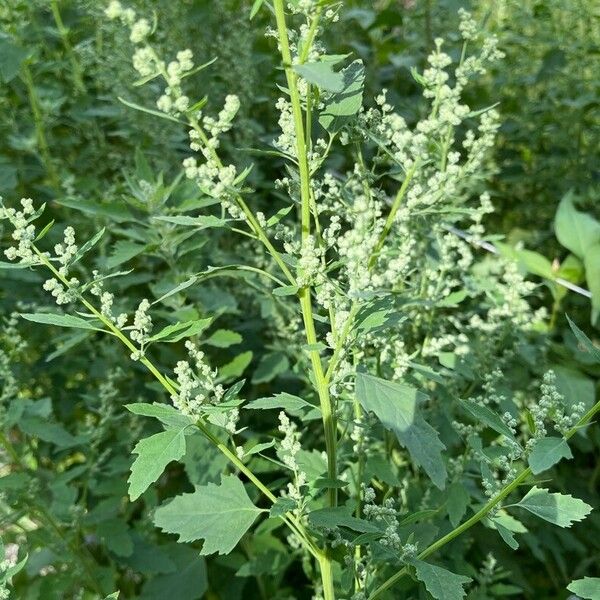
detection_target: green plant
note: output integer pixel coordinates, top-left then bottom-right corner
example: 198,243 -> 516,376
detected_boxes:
0,2 -> 598,599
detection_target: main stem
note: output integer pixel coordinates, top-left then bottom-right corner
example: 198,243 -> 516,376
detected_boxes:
272,0 -> 338,509
272,3 -> 337,598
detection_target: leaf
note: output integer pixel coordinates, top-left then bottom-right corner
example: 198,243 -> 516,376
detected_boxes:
249,0 -> 265,19
106,240 -> 147,269
205,329 -> 242,348
21,313 -> 99,331
355,372 -> 447,489
252,353 -> 289,384
270,497 -> 296,518
446,482 -> 470,527
149,318 -> 212,343
153,215 -> 227,228
461,400 -> 518,443
308,507 -> 380,533
567,315 -> 600,362
153,474 -> 263,555
118,96 -> 187,124
219,351 -> 253,379
319,60 -> 365,132
18,417 -> 79,448
490,513 -> 527,550
293,56 -> 348,92
54,197 -> 133,222
141,545 -> 207,600
514,486 -> 592,527
0,38 -> 28,82
411,560 -> 472,600
567,577 -> 600,600
246,392 -> 318,417
554,191 -> 600,259
528,437 -> 573,474
72,228 -> 105,264
152,277 -> 198,305
125,403 -> 194,428
583,242 -> 600,324
129,428 -> 187,501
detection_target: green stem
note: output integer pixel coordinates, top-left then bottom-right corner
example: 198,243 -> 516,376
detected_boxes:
50,0 -> 86,93
368,396 -> 600,599
22,63 -> 60,189
273,0 -> 338,509
318,552 -> 336,600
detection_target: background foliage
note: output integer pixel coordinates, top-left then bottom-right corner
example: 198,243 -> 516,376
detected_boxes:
0,1 -> 598,599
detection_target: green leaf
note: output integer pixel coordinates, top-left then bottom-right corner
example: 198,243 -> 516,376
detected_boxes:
205,329 -> 242,348
319,60 -> 365,132
514,486 -> 592,527
141,545 -> 207,600
153,215 -> 227,228
293,56 -> 349,92
554,191 -> 600,259
18,417 -> 79,448
567,577 -> 600,600
97,519 -> 134,557
21,313 -> 99,331
583,242 -> 600,325
246,392 -> 317,416
219,350 -> 253,379
129,428 -> 187,501
308,507 -> 380,533
72,228 -> 106,264
149,318 -> 212,343
269,497 -> 296,518
125,403 -> 194,429
461,400 -> 518,443
411,560 -> 472,600
252,352 -> 289,384
490,513 -> 527,550
0,38 -> 28,82
446,482 -> 470,527
528,437 -> 573,474
106,240 -> 147,269
153,475 -> 263,554
249,0 -> 265,19
118,96 -> 187,124
355,372 -> 447,489
567,315 -> 600,362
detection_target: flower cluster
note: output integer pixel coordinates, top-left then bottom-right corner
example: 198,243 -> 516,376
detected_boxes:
1,198 -> 39,264
128,299 -> 152,358
171,341 -> 225,418
277,411 -> 307,506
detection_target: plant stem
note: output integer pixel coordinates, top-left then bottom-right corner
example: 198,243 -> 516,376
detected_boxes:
50,0 -> 86,94
22,63 -> 60,190
318,551 -> 336,600
368,396 -> 600,599
273,0 -> 338,508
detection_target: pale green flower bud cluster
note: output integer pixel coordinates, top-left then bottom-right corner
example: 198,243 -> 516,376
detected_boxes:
128,299 -> 152,359
1,198 -> 39,264
277,411 -> 307,508
171,341 -> 225,418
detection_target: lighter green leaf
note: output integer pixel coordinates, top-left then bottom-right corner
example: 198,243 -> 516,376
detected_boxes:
153,475 -> 263,554
554,191 -> 600,259
355,372 -> 447,489
149,318 -> 212,343
21,313 -> 100,331
583,242 -> 600,325
293,56 -> 347,92
252,353 -> 289,384
219,351 -> 253,379
205,329 -> 242,348
514,486 -> 592,527
125,403 -> 194,428
411,560 -> 472,600
319,60 -> 365,132
153,215 -> 227,228
528,437 -> 573,474
567,315 -> 600,362
567,577 -> 600,600
106,240 -> 146,269
129,428 -> 187,501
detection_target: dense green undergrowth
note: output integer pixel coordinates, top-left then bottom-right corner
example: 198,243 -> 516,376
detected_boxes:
0,1 -> 598,599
